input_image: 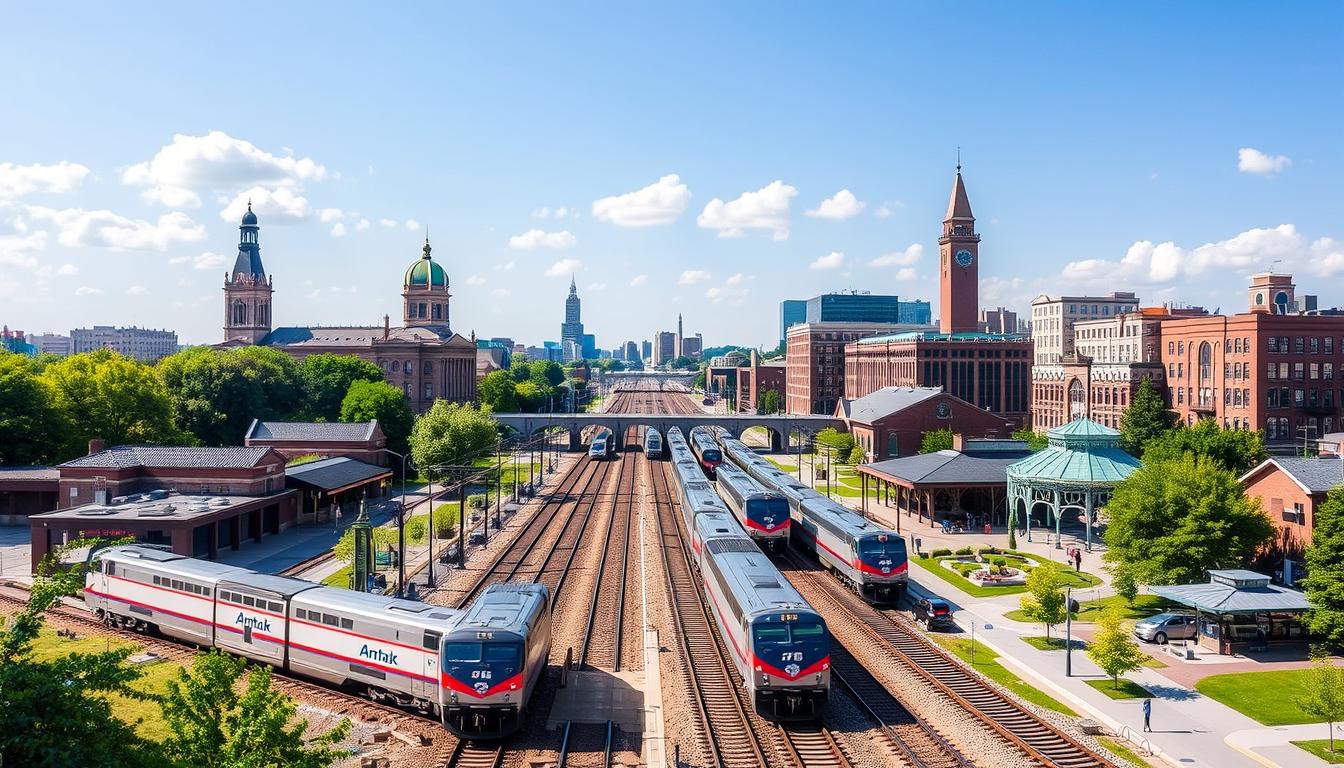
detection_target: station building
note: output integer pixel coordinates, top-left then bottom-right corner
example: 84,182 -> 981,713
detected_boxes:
834,386 -> 1016,461
243,420 -> 388,465
1238,456 -> 1344,587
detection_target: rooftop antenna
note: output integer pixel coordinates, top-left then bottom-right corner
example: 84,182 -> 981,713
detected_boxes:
956,146 -> 961,173
1269,258 -> 1282,274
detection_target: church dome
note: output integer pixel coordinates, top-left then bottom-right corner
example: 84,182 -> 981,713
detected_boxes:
403,238 -> 448,288
240,202 -> 258,226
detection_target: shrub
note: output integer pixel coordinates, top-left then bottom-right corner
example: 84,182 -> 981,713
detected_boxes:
955,545 -> 975,556
405,516 -> 428,545
931,548 -> 952,558
978,545 -> 1000,555
468,493 -> 487,510
918,551 -> 931,559
992,556 -> 1008,568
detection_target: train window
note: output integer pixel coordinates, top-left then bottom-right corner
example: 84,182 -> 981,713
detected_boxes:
295,609 -> 306,620
792,622 -> 825,639
753,625 -> 790,645
269,602 -> 282,613
323,614 -> 339,627
443,642 -> 482,662
422,630 -> 441,651
243,596 -> 255,607
202,588 -> 211,597
107,562 -> 116,576
341,618 -> 354,630
172,580 -> 183,591
153,576 -> 161,585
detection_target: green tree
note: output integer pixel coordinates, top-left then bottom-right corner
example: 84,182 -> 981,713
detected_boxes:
514,380 -> 547,412
1103,454 -> 1275,587
0,539 -> 158,767
1141,419 -> 1268,475
528,360 -> 565,388
1304,488 -> 1344,649
42,349 -> 182,455
0,352 -> 66,464
815,427 -> 856,457
846,445 -> 865,464
1012,428 -> 1048,452
1112,567 -> 1139,605
160,650 -> 349,768
1018,565 -> 1067,641
299,353 -> 383,421
692,369 -> 706,390
758,389 -> 781,415
1297,657 -> 1344,754
919,427 -> 954,454
1086,605 -> 1146,689
410,401 -> 499,475
158,347 -> 304,446
1119,377 -> 1174,456
340,380 -> 414,457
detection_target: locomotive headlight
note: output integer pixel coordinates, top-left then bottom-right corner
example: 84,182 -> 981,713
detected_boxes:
754,664 -> 762,672
761,675 -> 770,685
503,693 -> 510,702
450,692 -> 458,702
814,673 -> 822,684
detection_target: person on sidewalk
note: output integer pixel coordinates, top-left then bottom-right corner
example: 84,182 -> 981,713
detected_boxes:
1142,697 -> 1152,732
1073,548 -> 1082,571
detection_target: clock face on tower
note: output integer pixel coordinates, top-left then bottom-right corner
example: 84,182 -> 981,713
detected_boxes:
954,249 -> 974,268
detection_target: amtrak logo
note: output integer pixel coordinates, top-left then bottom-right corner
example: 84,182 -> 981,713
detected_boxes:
785,663 -> 800,677
235,613 -> 272,633
474,681 -> 489,695
881,566 -> 891,574
359,644 -> 399,666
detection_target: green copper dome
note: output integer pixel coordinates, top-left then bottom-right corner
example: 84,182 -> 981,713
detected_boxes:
403,238 -> 448,288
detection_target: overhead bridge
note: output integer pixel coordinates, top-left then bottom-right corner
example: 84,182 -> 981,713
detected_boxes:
492,413 -> 843,452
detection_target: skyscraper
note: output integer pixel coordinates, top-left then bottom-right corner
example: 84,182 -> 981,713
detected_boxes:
779,299 -> 807,346
675,313 -> 684,358
560,276 -> 585,361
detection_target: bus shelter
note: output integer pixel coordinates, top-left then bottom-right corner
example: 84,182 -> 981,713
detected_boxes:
1150,570 -> 1310,655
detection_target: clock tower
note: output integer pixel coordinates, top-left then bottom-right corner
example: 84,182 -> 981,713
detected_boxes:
939,165 -> 980,334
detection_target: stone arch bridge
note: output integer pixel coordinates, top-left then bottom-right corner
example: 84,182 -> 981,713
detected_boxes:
492,413 -> 843,451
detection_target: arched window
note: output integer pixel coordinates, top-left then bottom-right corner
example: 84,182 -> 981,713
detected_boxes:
1068,379 -> 1086,419
257,302 -> 268,326
231,300 -> 246,325
1198,342 -> 1213,382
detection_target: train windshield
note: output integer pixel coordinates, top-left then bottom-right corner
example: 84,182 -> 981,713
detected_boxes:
752,618 -> 828,654
748,498 -> 791,527
442,641 -> 523,677
702,448 -> 721,462
858,537 -> 906,559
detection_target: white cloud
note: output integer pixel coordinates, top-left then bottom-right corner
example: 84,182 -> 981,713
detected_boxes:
26,206 -> 205,251
318,208 -> 345,223
588,282 -> 607,291
465,274 -> 486,286
678,269 -> 711,285
893,267 -> 918,281
220,186 -> 311,223
870,243 -> 924,267
379,218 -> 398,228
0,161 -> 90,200
0,231 -> 48,269
874,200 -> 904,219
1309,237 -> 1344,278
805,189 -> 865,220
554,207 -> 569,219
697,180 -> 797,240
356,218 -> 370,231
706,276 -> 752,305
126,285 -> 149,296
330,222 -> 347,237
809,251 -> 845,270
725,273 -> 748,286
491,288 -> 513,297
531,206 -> 551,219
495,260 -> 516,272
508,229 -> 577,250
592,174 -> 691,227
53,263 -> 78,277
122,131 -> 328,208
544,258 -> 582,277
75,286 -> 103,296
405,219 -> 419,230
1238,147 -> 1290,175
193,251 -> 228,270
629,274 -> 648,286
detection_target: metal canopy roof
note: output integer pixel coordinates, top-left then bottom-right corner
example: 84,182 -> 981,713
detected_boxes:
1150,574 -> 1310,615
285,456 -> 391,494
1007,417 -> 1140,486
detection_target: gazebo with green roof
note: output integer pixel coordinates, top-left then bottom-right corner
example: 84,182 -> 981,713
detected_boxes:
1006,417 -> 1141,551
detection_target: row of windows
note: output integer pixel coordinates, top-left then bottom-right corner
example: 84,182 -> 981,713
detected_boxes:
1267,362 -> 1335,381
218,590 -> 282,614
1265,417 -> 1336,440
407,302 -> 447,320
381,360 -> 435,376
152,575 -> 211,596
1266,388 -> 1337,409
1268,336 -> 1337,354
294,607 -> 355,630
1034,303 -> 1138,317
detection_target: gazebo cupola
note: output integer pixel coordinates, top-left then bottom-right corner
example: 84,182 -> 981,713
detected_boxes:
1006,416 -> 1141,550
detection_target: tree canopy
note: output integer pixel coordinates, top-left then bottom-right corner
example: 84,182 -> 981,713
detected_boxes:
0,352 -> 66,464
1086,605 -> 1145,688
477,369 -> 520,413
757,389 -> 781,415
919,427 -> 954,454
1012,428 -> 1048,452
157,347 -> 305,446
1018,565 -> 1067,640
1140,419 -> 1268,475
41,349 -> 183,456
340,380 -> 414,457
1304,488 -> 1344,650
298,353 -> 383,421
1118,377 -> 1174,456
1103,454 -> 1275,587
410,401 -> 499,475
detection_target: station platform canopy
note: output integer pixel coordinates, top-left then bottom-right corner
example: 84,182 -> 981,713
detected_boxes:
285,457 -> 391,496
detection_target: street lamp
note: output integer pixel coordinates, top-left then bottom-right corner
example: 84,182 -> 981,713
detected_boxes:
377,447 -> 410,598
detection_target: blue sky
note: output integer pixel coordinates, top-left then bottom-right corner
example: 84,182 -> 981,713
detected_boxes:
2,2 -> 1340,348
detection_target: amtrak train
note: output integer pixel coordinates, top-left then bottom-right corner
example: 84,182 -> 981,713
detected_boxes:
688,427 -> 723,478
643,427 -> 663,459
714,462 -> 791,553
84,544 -> 550,739
588,430 -> 614,460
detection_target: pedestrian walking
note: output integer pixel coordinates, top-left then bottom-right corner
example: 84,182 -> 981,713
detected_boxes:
1074,548 -> 1082,571
1142,697 -> 1152,732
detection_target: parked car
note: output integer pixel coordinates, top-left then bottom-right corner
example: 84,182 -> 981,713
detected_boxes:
912,597 -> 955,630
1133,612 -> 1197,644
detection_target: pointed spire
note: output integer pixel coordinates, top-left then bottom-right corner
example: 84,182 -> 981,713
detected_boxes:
569,273 -> 577,294
422,228 -> 432,260
247,198 -> 253,211
945,163 -> 974,222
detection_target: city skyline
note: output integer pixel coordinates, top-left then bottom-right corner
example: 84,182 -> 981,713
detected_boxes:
1,3 -> 1341,349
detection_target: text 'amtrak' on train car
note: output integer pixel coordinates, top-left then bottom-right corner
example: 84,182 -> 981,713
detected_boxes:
83,545 -> 552,740
643,427 -> 663,459
588,430 -> 614,460
699,536 -> 829,719
440,583 -> 551,738
795,495 -> 908,603
689,428 -> 723,478
715,462 -> 790,553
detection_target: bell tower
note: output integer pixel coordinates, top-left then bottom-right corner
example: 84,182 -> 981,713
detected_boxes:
223,202 -> 274,343
939,164 -> 980,334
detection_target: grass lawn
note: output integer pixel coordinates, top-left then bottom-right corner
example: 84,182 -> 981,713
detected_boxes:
767,458 -> 798,472
322,565 -> 352,588
1021,635 -> 1087,651
911,552 -> 1101,598
1097,735 -> 1154,767
1293,740 -> 1344,764
1006,594 -> 1181,625
23,625 -> 182,740
1086,678 -> 1152,699
931,635 -> 1077,715
1196,670 -> 1318,725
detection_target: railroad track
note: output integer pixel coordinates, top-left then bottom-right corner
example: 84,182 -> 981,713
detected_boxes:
778,724 -> 852,768
651,461 -> 768,768
577,448 -> 636,671
782,555 -> 1116,768
444,740 -> 503,768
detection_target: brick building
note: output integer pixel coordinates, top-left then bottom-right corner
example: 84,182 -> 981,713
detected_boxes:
736,354 -> 786,413
243,420 -> 388,464
1160,273 -> 1344,445
1239,456 -> 1344,587
835,386 -> 1015,460
785,321 -> 915,414
1029,292 -> 1140,365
